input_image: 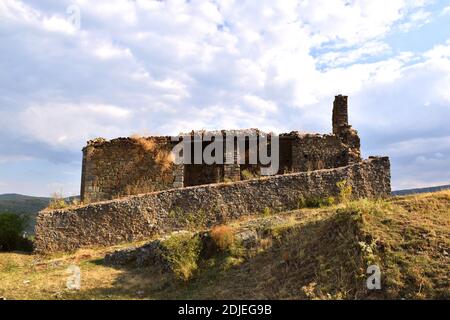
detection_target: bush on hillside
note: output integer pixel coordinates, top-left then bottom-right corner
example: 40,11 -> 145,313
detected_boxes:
210,225 -> 235,251
161,233 -> 202,281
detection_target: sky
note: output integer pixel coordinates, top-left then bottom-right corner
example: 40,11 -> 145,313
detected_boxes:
1,0 -> 450,197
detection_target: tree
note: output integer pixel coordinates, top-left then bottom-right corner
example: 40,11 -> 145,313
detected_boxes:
0,212 -> 33,251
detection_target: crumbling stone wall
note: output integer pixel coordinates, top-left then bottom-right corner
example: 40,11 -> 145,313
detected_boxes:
289,133 -> 360,172
36,157 -> 391,253
81,137 -> 176,203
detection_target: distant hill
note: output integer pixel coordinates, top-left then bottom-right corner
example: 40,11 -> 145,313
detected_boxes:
0,194 -> 51,214
392,184 -> 450,196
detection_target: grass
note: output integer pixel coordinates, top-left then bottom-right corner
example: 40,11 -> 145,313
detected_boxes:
46,193 -> 69,210
298,196 -> 335,208
210,225 -> 235,251
131,135 -> 174,172
44,193 -> 82,211
0,190 -> 448,300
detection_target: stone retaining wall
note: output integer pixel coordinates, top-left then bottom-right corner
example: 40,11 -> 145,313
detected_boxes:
35,157 -> 390,253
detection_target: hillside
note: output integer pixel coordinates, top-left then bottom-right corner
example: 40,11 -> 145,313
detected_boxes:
0,194 -> 50,234
0,194 -> 50,214
0,190 -> 448,300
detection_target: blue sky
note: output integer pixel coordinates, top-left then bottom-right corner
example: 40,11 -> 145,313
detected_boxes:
1,0 -> 450,196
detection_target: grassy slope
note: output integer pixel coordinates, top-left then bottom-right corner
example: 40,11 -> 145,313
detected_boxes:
0,191 -> 448,300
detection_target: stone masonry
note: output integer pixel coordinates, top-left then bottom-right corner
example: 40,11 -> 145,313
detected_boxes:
35,95 -> 391,253
35,157 -> 391,253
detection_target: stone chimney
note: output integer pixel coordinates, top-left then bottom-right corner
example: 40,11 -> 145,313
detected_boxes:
332,94 -> 348,135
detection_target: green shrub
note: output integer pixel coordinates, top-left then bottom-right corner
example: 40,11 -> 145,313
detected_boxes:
337,180 -> 352,203
161,233 -> 202,281
0,212 -> 33,252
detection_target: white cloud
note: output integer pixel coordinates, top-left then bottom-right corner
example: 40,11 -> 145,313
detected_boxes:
317,42 -> 391,67
424,39 -> 450,60
0,0 -> 39,25
93,42 -> 132,60
42,15 -> 77,34
398,8 -> 432,32
441,6 -> 450,16
298,0 -> 425,45
1,0 -> 450,194
79,0 -> 138,25
243,95 -> 278,113
19,103 -> 132,148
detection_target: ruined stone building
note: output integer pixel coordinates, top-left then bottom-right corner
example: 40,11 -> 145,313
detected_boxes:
81,95 -> 362,203
37,95 -> 391,253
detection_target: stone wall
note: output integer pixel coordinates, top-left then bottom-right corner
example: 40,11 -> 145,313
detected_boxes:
36,157 -> 391,253
81,137 -> 176,203
333,94 -> 349,134
80,130 -> 362,202
290,133 -> 360,172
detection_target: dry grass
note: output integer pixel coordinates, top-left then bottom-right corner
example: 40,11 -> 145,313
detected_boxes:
210,225 -> 235,251
131,134 -> 155,152
44,193 -> 84,211
1,190 -> 449,300
155,149 -> 174,172
131,134 -> 174,171
45,193 -> 68,210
